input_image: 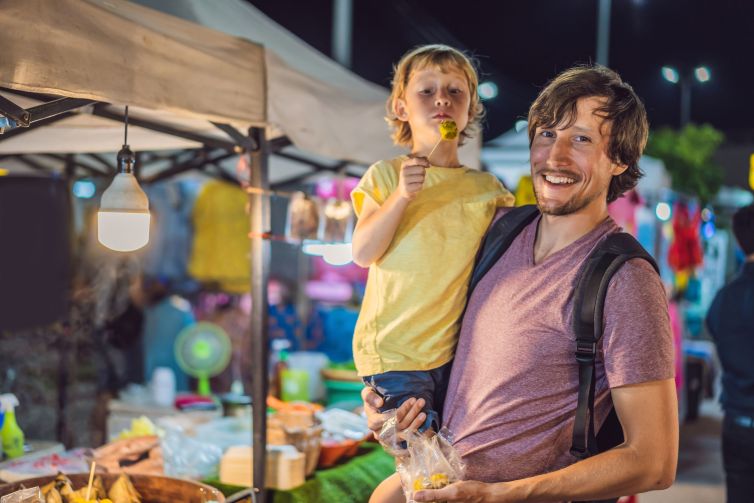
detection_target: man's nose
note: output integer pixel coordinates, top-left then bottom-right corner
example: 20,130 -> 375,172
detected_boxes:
547,137 -> 571,166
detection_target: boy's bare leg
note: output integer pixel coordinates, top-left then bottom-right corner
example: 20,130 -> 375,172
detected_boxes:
369,473 -> 405,503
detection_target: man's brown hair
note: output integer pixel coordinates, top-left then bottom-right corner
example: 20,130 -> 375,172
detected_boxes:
527,65 -> 649,203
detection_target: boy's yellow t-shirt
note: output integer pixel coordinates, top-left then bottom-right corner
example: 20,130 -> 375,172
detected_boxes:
351,156 -> 515,376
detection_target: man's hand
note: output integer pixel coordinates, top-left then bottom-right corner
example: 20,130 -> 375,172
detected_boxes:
361,387 -> 427,441
398,156 -> 428,200
414,480 -> 498,502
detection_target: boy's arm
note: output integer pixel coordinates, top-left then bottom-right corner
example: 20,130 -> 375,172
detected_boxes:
414,378 -> 679,502
351,156 -> 428,267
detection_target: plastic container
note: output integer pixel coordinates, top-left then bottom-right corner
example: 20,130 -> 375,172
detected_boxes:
269,339 -> 292,399
220,393 -> 252,418
324,379 -> 363,407
281,369 -> 309,402
286,352 -> 330,402
0,394 -> 24,459
151,367 -> 176,407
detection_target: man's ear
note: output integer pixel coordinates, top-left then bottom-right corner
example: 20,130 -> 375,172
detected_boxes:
611,162 -> 629,176
394,98 -> 409,121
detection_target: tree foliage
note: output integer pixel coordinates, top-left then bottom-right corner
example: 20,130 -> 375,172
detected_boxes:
645,124 -> 725,204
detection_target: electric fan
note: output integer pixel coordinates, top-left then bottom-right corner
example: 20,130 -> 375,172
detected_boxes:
175,322 -> 232,396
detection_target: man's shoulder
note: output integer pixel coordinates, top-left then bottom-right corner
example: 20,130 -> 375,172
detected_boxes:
491,205 -> 535,223
597,230 -> 660,284
603,254 -> 666,323
612,255 -> 660,281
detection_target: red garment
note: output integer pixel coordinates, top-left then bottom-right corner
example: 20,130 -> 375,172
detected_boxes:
668,202 -> 703,271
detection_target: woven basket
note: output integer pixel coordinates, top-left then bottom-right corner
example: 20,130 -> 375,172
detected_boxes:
0,473 -> 224,503
268,412 -> 323,475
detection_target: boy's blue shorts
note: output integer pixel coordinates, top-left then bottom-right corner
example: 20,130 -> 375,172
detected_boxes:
362,361 -> 452,433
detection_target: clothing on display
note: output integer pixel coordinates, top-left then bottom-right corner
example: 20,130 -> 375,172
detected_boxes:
668,201 -> 703,272
141,181 -> 200,292
142,295 -> 195,391
306,303 -> 359,363
188,180 -> 251,294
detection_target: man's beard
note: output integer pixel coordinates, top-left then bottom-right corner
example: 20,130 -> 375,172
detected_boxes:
533,183 -> 601,216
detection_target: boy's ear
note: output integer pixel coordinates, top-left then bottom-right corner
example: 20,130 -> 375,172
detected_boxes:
394,98 -> 409,121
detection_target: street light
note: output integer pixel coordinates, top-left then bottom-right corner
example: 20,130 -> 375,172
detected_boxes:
661,65 -> 711,127
661,66 -> 679,84
478,81 -> 499,100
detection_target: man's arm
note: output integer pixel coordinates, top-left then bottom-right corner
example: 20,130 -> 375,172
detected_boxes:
414,378 -> 678,502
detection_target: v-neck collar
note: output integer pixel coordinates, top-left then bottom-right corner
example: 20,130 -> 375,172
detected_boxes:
525,215 -> 617,267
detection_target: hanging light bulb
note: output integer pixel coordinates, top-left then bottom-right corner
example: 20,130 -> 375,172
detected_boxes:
97,106 -> 150,251
322,243 -> 353,266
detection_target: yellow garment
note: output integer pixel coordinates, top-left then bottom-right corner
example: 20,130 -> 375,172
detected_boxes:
514,175 -> 537,206
188,180 -> 250,294
351,156 -> 514,375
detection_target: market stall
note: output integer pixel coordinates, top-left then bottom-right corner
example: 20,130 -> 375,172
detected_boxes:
0,0 -> 428,499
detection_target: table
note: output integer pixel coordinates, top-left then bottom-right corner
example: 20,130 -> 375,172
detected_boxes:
0,440 -> 65,482
209,443 -> 395,503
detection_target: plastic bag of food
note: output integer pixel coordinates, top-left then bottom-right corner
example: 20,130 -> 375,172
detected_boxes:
0,487 -> 43,503
286,192 -> 320,241
319,199 -> 353,242
159,425 -> 223,479
377,411 -> 464,502
396,428 -> 464,502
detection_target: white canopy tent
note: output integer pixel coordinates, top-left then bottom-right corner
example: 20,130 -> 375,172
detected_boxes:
0,0 -> 479,174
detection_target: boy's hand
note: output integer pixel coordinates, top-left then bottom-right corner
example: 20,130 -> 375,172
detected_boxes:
362,387 -> 427,452
398,156 -> 428,200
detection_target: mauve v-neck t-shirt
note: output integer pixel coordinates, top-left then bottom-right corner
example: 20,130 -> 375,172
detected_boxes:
442,211 -> 674,483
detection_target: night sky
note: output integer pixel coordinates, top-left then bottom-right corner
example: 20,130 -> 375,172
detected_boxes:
249,0 -> 754,142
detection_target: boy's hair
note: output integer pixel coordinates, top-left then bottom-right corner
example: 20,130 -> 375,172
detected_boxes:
386,44 -> 483,148
527,65 -> 649,203
733,204 -> 754,255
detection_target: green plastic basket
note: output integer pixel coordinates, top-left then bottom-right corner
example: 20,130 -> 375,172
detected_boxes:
324,379 -> 363,407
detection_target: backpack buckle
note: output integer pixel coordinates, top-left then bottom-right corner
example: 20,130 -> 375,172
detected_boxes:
575,341 -> 597,362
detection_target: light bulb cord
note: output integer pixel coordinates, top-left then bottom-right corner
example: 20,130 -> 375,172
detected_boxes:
118,105 -> 135,174
124,105 -> 129,146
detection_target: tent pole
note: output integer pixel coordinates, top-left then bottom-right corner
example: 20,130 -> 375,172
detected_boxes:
248,126 -> 270,502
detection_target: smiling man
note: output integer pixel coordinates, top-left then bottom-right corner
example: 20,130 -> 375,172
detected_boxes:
366,66 -> 679,503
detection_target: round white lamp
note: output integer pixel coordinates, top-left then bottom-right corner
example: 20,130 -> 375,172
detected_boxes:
97,108 -> 150,252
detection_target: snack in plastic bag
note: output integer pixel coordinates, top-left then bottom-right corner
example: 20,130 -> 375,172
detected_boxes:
319,199 -> 353,243
286,192 -> 320,241
0,487 -> 42,503
378,410 -> 464,502
398,429 -> 464,502
159,426 -> 223,479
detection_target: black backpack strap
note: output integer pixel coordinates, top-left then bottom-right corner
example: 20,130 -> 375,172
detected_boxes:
468,205 -> 540,297
570,232 -> 659,461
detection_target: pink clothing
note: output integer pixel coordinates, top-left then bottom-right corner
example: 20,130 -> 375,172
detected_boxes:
443,213 -> 674,483
668,301 -> 685,393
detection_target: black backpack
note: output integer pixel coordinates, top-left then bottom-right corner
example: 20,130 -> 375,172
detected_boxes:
468,205 -> 659,503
